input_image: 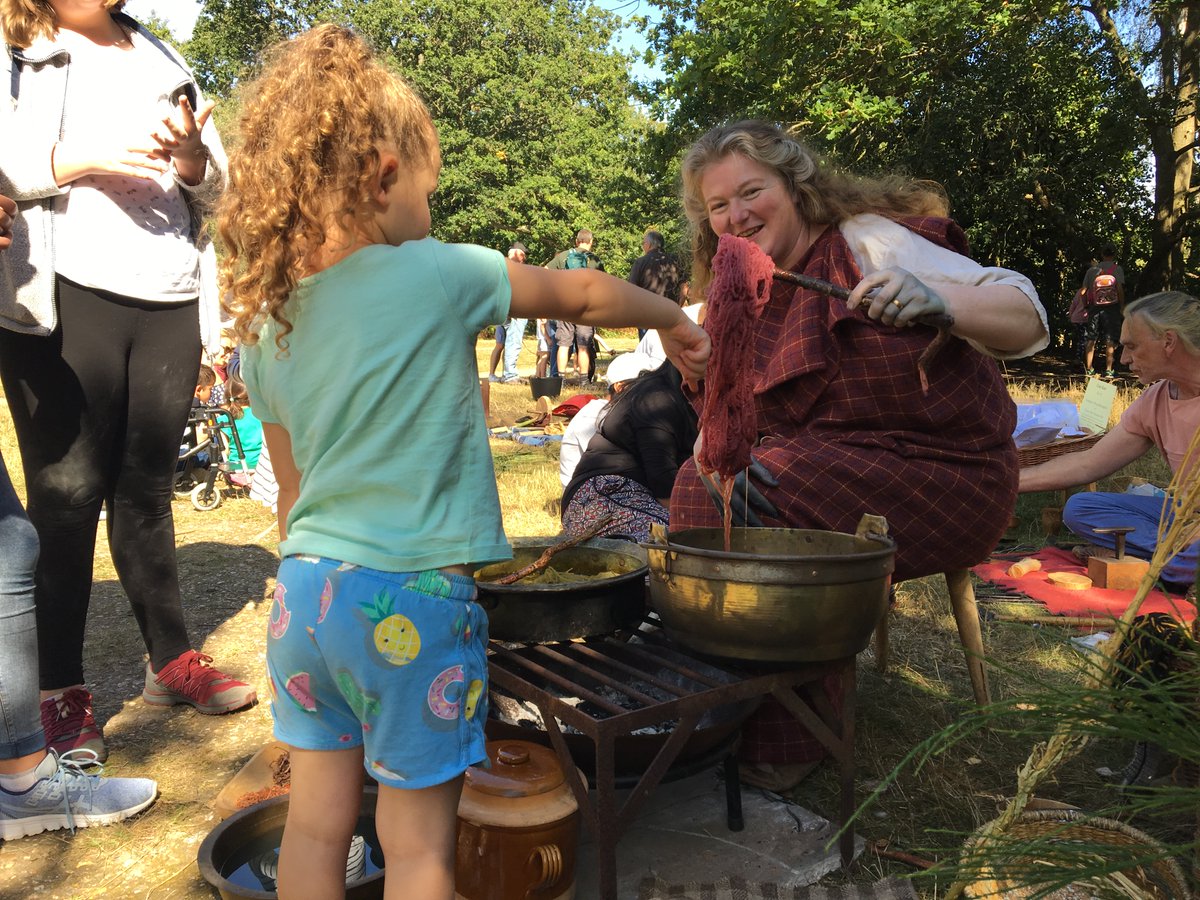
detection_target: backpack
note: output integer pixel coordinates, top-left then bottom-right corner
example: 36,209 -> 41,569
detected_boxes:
1068,289 -> 1090,325
1087,263 -> 1120,306
565,248 -> 592,270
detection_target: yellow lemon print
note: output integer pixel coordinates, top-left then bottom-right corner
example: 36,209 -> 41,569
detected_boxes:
464,679 -> 485,720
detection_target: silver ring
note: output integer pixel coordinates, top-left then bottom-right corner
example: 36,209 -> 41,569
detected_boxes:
892,299 -> 903,309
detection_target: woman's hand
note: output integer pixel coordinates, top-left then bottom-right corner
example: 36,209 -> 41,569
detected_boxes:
153,95 -> 217,186
51,139 -> 171,185
847,267 -> 949,327
701,455 -> 779,526
0,193 -> 15,250
658,315 -> 711,389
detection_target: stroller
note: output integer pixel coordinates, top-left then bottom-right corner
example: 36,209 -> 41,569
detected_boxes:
175,406 -> 253,511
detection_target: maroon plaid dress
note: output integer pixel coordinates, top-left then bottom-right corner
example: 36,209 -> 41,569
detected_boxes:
670,217 -> 1018,763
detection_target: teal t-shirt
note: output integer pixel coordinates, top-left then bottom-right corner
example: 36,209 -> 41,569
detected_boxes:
221,407 -> 263,472
242,239 -> 513,572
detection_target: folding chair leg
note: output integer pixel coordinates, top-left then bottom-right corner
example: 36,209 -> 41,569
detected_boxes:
945,569 -> 991,707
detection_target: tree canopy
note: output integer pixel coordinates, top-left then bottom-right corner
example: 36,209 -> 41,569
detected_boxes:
184,0 -> 674,273
171,0 -> 1199,344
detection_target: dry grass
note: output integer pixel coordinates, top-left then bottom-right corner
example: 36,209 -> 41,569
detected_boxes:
0,341 -> 1178,899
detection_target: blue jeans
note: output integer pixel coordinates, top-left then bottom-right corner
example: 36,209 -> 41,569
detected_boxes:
0,450 -> 43,758
503,318 -> 527,380
1064,491 -> 1199,587
548,321 -> 559,376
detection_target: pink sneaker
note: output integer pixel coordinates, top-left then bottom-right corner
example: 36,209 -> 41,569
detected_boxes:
39,688 -> 106,763
143,650 -> 257,715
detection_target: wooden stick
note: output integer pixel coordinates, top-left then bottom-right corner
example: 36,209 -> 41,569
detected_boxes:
772,267 -> 955,330
990,614 -> 1115,628
495,514 -> 615,585
866,838 -> 936,870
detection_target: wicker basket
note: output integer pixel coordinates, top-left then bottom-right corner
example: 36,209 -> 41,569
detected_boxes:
963,809 -> 1189,899
1017,432 -> 1104,468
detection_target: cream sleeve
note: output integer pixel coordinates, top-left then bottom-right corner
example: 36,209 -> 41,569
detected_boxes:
841,213 -> 1049,360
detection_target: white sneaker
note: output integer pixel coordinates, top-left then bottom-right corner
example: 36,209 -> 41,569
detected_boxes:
0,749 -> 158,840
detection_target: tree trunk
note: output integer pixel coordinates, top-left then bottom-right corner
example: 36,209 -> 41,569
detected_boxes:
1088,1 -> 1200,294
1142,4 -> 1200,293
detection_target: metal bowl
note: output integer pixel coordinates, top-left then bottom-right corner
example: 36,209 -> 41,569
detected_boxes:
197,788 -> 383,899
475,538 -> 649,642
644,527 -> 894,662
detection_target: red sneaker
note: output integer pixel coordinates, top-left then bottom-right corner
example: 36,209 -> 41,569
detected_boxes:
40,688 -> 106,763
143,650 -> 257,715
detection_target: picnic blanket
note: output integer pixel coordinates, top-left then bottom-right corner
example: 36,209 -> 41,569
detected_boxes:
488,425 -> 564,447
638,876 -> 916,900
972,547 -> 1195,622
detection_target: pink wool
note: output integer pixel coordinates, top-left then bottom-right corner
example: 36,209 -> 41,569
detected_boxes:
697,234 -> 775,480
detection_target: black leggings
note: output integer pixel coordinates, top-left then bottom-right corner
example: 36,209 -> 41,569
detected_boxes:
0,277 -> 201,688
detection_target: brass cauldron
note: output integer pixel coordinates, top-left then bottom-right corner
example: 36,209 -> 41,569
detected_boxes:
643,519 -> 894,663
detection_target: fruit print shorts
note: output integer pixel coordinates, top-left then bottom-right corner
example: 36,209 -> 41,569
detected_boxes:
265,554 -> 489,789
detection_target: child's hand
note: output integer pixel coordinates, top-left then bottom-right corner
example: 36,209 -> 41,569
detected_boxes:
658,316 -> 710,390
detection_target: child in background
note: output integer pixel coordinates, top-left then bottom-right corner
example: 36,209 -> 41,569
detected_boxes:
181,365 -> 219,472
192,365 -> 217,411
219,375 -> 263,479
218,25 -> 708,900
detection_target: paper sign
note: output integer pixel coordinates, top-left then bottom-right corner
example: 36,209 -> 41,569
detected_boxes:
1078,377 -> 1118,434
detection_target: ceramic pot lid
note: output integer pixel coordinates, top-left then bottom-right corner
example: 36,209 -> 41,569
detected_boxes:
465,741 -> 564,798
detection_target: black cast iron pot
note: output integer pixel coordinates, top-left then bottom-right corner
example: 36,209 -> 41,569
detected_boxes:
475,537 -> 649,642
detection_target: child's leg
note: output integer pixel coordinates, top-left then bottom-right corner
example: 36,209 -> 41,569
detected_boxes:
376,776 -> 464,900
277,745 -> 364,900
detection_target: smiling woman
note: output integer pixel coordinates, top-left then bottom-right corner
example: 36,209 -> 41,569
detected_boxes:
669,119 -> 1049,791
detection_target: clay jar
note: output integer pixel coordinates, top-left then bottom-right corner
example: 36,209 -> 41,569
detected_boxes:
455,741 -> 580,900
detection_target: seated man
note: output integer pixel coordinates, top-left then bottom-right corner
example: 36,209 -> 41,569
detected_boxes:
1019,291 -> 1200,593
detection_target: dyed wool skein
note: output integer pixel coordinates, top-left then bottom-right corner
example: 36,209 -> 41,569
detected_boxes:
698,234 -> 775,546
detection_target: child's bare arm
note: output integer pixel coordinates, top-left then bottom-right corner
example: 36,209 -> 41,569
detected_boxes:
262,422 -> 301,541
506,263 -> 710,386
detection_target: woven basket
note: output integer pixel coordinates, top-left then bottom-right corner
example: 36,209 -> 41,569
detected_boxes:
962,809 -> 1189,899
1017,432 -> 1104,468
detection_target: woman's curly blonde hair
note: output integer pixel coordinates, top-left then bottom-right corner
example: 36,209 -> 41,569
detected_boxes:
2,0 -> 126,48
217,23 -> 437,349
680,120 -> 950,296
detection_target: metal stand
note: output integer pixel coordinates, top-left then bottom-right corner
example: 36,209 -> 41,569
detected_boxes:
488,638 -> 856,900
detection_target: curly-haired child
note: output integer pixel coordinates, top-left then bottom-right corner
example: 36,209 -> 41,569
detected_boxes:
218,24 -> 709,900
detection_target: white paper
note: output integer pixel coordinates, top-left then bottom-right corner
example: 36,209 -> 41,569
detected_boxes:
1078,377 -> 1118,435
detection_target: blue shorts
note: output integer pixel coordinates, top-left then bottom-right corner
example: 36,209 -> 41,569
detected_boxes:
265,555 -> 489,789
